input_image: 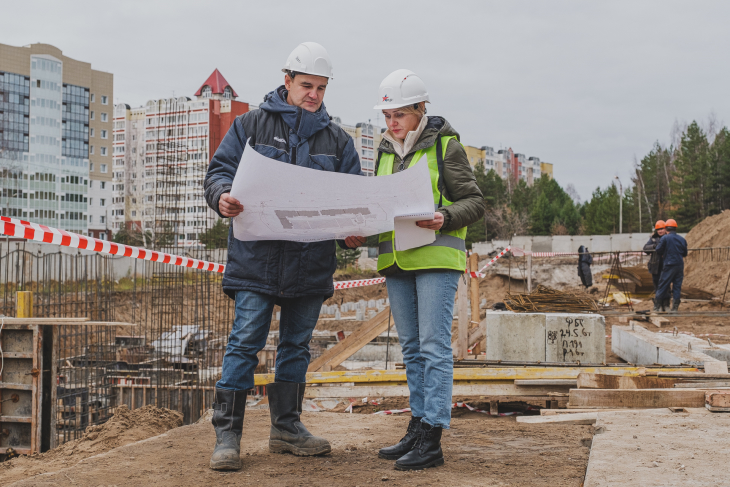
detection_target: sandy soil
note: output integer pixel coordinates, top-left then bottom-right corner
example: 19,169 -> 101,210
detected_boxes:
3,409 -> 592,487
0,405 -> 182,486
684,209 -> 730,296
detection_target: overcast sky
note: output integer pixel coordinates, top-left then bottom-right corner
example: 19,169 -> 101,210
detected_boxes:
4,0 -> 729,200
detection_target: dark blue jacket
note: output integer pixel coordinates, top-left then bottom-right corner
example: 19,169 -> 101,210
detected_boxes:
204,86 -> 362,300
655,231 -> 687,267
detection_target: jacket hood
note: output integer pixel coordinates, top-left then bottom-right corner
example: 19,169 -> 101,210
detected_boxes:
578,245 -> 586,253
378,116 -> 460,156
260,85 -> 331,139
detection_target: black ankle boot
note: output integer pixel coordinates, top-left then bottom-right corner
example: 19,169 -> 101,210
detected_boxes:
267,382 -> 331,456
209,387 -> 247,470
378,416 -> 423,460
394,423 -> 444,470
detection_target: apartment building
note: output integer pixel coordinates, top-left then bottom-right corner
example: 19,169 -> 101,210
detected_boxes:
0,43 -> 113,238
332,117 -> 382,176
112,69 -> 248,246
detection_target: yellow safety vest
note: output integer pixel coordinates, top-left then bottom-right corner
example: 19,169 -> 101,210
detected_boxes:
376,136 -> 467,272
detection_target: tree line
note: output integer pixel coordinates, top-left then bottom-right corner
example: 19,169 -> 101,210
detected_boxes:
466,117 -> 730,247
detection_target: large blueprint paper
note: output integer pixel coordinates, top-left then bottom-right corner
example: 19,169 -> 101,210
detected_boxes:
230,140 -> 434,243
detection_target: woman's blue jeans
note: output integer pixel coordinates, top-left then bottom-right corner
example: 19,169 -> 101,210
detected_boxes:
217,290 -> 323,391
386,270 -> 461,428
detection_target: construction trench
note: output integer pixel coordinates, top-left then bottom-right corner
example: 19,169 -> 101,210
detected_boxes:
2,211 -> 730,485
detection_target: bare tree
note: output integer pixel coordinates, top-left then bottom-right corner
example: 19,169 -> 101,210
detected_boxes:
565,183 -> 581,205
484,205 -> 530,240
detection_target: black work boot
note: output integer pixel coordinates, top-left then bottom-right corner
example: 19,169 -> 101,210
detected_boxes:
663,298 -> 671,312
210,387 -> 247,470
670,298 -> 680,313
378,416 -> 423,460
394,423 -> 444,471
267,382 -> 331,456
653,298 -> 661,313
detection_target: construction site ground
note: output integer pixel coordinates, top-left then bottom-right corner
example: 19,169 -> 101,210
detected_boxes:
1,408 -> 592,487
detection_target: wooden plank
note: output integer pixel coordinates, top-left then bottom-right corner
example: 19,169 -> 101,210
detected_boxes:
649,317 -> 668,328
303,382 -> 571,399
257,366 -> 698,386
674,381 -> 730,388
568,388 -> 706,408
577,373 -> 679,390
540,408 -> 653,415
0,318 -> 90,323
654,372 -> 730,379
0,352 -> 33,359
0,415 -> 33,423
307,308 -> 391,372
515,379 -> 578,387
517,412 -> 598,424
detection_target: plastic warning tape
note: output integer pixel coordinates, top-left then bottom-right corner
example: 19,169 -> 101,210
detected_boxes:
0,216 -> 225,273
372,402 -> 530,416
469,246 -> 511,278
333,277 -> 386,290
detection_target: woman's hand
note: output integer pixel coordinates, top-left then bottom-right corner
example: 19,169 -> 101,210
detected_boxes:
344,236 -> 367,249
219,193 -> 244,217
416,212 -> 444,231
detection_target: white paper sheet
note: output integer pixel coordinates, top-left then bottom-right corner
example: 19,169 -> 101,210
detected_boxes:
393,212 -> 436,251
229,139 -> 435,243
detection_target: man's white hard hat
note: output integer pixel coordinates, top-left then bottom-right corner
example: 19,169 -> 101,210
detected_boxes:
373,69 -> 429,110
282,42 -> 334,80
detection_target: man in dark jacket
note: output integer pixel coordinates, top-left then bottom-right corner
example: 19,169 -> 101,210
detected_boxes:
655,219 -> 687,313
577,246 -> 593,288
644,220 -> 667,311
203,42 -> 363,471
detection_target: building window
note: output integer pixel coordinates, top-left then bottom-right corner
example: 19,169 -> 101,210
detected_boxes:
101,147 -> 107,156
89,180 -> 93,188
90,128 -> 95,137
100,198 -> 106,206
101,130 -> 108,139
100,181 -> 106,189
101,95 -> 108,105
201,86 -> 211,98
223,86 -> 233,99
100,216 -> 106,223
101,113 -> 108,122
89,215 -> 93,224
101,164 -> 107,173
90,111 -> 95,120
89,198 -> 93,206
90,93 -> 95,103
89,163 -> 94,172
90,145 -> 95,154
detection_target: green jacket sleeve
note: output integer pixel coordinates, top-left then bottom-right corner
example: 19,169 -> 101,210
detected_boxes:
437,138 -> 485,233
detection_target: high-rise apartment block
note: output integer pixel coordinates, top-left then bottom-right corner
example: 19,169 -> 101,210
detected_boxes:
112,70 -> 248,246
0,43 -> 112,238
463,144 -> 550,187
332,117 -> 381,176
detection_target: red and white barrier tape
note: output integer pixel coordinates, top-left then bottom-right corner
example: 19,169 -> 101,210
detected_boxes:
470,246 -> 511,278
0,216 -> 226,273
333,277 -> 386,290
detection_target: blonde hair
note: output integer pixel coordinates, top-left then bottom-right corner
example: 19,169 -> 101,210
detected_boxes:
384,102 -> 427,119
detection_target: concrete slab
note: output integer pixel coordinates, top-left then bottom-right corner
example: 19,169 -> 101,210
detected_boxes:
486,311 -> 545,361
612,324 -> 721,365
584,408 -> 730,487
546,313 -> 606,363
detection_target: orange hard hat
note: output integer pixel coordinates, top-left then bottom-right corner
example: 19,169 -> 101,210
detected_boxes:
665,219 -> 677,228
655,220 -> 665,230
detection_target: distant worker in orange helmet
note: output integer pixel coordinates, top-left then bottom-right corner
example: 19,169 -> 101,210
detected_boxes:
654,219 -> 687,313
643,220 -> 668,310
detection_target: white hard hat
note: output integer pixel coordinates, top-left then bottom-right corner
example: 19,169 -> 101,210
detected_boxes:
373,69 -> 429,110
282,42 -> 334,79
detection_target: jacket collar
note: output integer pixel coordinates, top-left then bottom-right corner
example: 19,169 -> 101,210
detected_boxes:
260,85 -> 331,139
378,116 -> 455,158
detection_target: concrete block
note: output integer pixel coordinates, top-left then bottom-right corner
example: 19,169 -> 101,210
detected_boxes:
532,236 -> 553,252
570,236 -> 593,253
511,237 -> 533,252
552,236 -> 573,253
588,235 -> 612,253
486,312 -> 546,362
612,324 -> 722,365
545,313 -> 606,363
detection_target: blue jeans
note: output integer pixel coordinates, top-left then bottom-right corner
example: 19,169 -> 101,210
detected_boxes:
386,270 -> 461,429
656,265 -> 684,302
217,290 -> 324,391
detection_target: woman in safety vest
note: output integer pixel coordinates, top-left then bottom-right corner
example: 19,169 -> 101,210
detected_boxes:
373,69 -> 485,470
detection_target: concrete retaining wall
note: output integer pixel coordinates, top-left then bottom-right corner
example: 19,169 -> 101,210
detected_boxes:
473,233 -> 687,255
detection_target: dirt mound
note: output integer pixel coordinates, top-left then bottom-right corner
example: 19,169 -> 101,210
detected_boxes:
684,210 -> 730,296
0,405 -> 182,486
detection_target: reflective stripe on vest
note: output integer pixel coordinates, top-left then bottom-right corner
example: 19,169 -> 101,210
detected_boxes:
376,135 -> 467,272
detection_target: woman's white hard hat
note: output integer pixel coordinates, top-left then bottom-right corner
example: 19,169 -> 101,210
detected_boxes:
282,42 -> 334,80
373,69 -> 429,110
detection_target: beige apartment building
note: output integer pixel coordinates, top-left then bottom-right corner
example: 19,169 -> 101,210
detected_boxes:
332,117 -> 382,176
0,43 -> 112,238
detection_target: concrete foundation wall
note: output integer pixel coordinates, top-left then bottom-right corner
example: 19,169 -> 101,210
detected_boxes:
611,323 -> 725,365
473,233 -> 686,255
486,311 -> 605,363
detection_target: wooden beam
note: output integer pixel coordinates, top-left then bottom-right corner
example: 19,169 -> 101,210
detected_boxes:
457,275 -> 469,359
0,318 -> 135,326
674,381 -> 730,388
515,379 -> 578,387
649,317 -> 668,328
568,388 -> 706,408
577,373 -> 680,390
256,366 -> 697,386
517,412 -> 598,424
540,408 -> 652,415
303,383 -> 571,399
307,308 -> 391,372
706,390 -> 730,409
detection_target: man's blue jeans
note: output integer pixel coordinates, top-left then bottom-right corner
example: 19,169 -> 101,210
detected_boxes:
386,270 -> 461,429
656,264 -> 684,302
217,290 -> 324,391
